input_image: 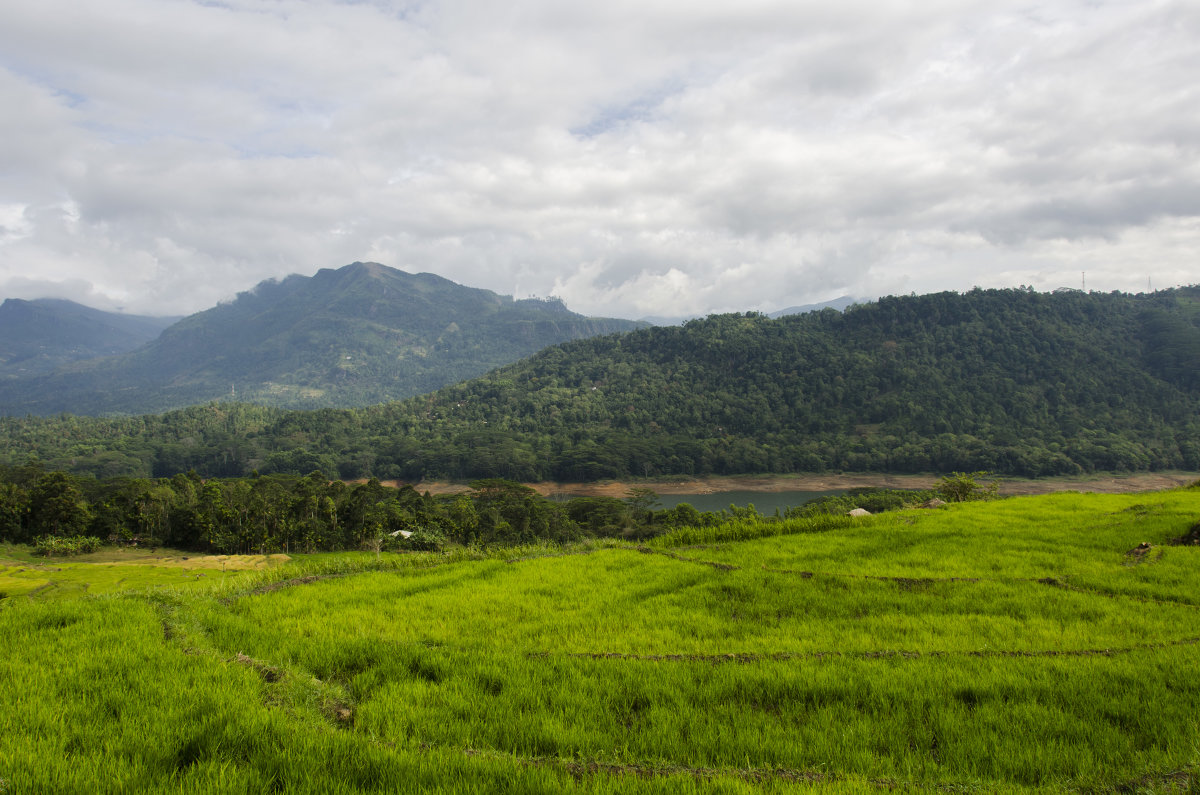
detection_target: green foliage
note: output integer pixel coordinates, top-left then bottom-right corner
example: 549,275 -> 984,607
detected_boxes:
28,471 -> 92,537
0,466 -> 949,555
3,286 -> 1200,483
32,534 -> 104,556
400,528 -> 446,552
938,471 -> 1000,502
786,487 -> 938,517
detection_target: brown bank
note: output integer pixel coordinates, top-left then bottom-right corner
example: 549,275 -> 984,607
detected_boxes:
383,471 -> 1199,499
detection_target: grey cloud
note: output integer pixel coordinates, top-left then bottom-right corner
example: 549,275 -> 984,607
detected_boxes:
0,0 -> 1197,319
0,275 -> 115,309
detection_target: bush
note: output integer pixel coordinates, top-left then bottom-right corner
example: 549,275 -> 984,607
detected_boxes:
401,529 -> 446,552
785,488 -> 937,518
937,472 -> 1000,502
33,535 -> 104,557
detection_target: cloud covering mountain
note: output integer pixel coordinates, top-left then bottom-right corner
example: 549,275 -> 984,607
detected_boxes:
1,0 -> 1197,318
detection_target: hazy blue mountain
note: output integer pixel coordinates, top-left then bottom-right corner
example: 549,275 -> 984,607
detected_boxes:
0,262 -> 643,415
768,296 -> 858,317
642,296 -> 859,326
0,298 -> 178,376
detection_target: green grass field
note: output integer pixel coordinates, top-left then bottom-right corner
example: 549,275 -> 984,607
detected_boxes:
2,490 -> 1199,792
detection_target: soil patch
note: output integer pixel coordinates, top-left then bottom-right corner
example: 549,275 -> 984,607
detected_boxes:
231,652 -> 282,682
1170,522 -> 1200,546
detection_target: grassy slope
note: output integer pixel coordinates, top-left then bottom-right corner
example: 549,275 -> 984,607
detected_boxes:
2,490 -> 1199,793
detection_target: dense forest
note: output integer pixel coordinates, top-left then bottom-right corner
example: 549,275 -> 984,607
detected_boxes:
1,287 -> 1198,482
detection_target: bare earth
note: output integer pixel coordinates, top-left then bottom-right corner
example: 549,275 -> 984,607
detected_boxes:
397,472 -> 1200,498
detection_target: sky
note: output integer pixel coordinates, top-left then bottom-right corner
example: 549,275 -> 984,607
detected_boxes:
1,0 -> 1197,320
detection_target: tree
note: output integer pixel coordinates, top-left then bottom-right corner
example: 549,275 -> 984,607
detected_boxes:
28,472 -> 92,538
937,471 -> 999,503
0,482 -> 30,542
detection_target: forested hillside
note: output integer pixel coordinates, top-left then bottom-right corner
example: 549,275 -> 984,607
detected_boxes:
0,262 -> 642,415
0,298 -> 177,376
1,287 -> 1198,481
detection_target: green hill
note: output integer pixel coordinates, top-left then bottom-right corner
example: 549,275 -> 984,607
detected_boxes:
0,298 -> 177,377
0,263 -> 642,415
0,286 -> 1197,480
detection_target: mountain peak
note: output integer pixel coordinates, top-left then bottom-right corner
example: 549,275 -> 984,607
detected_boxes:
0,262 -> 643,415
342,261 -> 390,278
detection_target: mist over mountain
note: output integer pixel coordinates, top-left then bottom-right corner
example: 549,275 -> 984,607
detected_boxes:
0,262 -> 643,415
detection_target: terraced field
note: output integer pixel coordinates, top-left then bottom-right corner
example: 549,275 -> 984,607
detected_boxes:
2,489 -> 1198,792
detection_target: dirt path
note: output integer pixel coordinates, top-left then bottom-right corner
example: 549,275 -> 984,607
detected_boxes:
394,471 -> 1198,498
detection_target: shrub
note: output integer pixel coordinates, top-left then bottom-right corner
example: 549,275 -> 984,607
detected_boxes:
402,529 -> 446,552
785,488 -> 937,518
937,472 -> 999,503
33,535 -> 104,557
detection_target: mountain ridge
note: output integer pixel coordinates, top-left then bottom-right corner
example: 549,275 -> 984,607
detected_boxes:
0,262 -> 644,415
2,285 -> 1198,481
0,298 -> 179,377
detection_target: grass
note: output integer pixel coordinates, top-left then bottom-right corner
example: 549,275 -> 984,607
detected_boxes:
0,545 -> 290,602
1,489 -> 1199,792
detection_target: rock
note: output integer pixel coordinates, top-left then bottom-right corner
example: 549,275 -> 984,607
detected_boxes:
848,508 -> 871,517
919,498 -> 947,509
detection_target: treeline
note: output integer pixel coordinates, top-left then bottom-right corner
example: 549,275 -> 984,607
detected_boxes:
0,465 -> 799,555
0,464 -> 959,555
2,287 -> 1198,482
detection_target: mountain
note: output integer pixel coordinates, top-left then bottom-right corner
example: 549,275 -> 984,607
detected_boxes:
0,298 -> 177,377
641,296 -> 858,326
0,262 -> 643,415
2,286 -> 1198,481
768,295 -> 858,317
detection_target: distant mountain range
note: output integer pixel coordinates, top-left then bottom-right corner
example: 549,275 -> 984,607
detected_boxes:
0,298 -> 178,376
767,296 -> 858,318
639,296 -> 857,326
0,262 -> 643,415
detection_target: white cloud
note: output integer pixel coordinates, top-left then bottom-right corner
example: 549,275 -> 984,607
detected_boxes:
0,0 -> 1197,318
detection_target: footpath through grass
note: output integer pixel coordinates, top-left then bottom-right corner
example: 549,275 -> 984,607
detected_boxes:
1,490 -> 1199,792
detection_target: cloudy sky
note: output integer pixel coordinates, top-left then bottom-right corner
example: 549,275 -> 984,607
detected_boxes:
1,0 -> 1197,320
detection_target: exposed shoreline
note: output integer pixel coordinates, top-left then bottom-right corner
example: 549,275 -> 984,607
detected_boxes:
395,471 -> 1200,499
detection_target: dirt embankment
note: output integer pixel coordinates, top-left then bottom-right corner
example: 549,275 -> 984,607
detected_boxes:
380,472 -> 1199,498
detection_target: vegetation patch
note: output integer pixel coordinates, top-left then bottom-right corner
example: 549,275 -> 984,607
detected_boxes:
2,489 -> 1200,792
33,535 -> 103,557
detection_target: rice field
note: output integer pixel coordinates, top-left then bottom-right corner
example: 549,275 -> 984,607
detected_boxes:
2,489 -> 1199,793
